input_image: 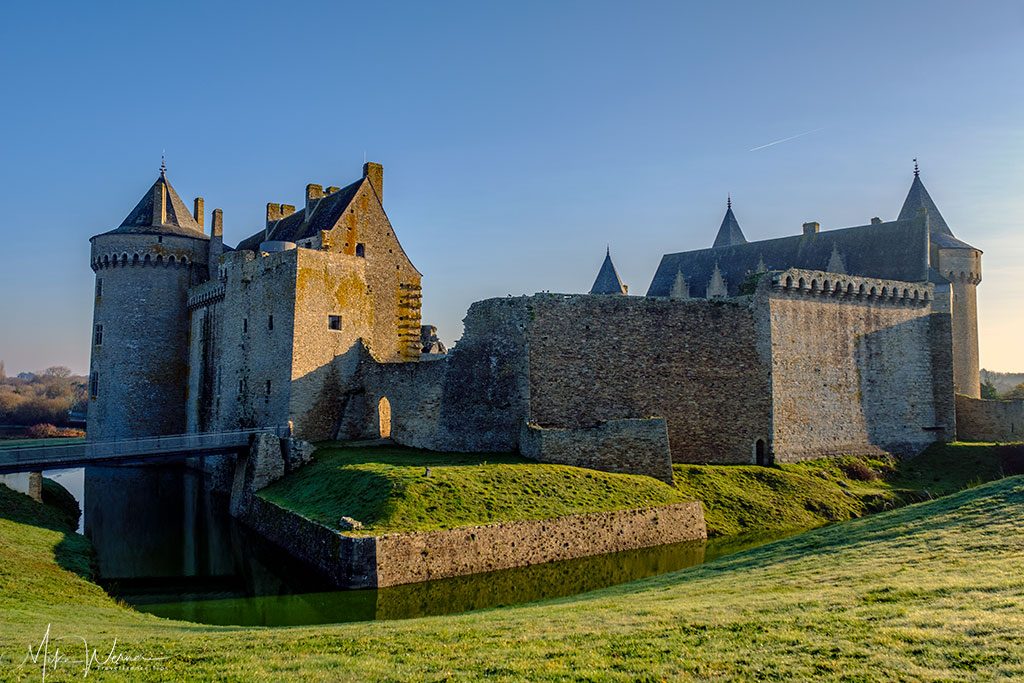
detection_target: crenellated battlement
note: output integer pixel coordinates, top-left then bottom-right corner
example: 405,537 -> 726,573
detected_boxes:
91,251 -> 197,272
187,280 -> 226,310
766,268 -> 933,307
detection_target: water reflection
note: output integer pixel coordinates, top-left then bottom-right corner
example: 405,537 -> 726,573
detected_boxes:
78,464 -> 794,628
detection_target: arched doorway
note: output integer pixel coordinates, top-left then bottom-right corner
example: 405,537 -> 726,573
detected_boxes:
378,397 -> 392,439
755,439 -> 767,466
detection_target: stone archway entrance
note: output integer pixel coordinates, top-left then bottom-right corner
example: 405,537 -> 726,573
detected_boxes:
378,397 -> 392,439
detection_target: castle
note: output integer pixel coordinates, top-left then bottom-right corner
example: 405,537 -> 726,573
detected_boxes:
87,161 -> 997,478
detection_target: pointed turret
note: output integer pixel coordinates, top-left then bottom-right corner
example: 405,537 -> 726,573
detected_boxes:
712,196 -> 747,248
897,163 -> 974,249
589,247 -> 628,295
107,170 -> 206,239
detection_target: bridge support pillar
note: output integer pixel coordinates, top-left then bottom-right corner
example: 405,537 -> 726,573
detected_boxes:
229,434 -> 314,518
28,472 -> 43,503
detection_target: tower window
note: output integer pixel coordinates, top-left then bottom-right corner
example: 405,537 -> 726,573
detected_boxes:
239,379 -> 244,394
355,243 -> 365,258
265,380 -> 272,396
90,372 -> 99,399
328,315 -> 342,330
94,324 -> 103,346
243,318 -> 248,334
268,315 -> 274,331
95,279 -> 103,297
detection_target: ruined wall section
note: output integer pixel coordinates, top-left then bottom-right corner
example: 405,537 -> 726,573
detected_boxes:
321,180 -> 421,362
525,295 -> 772,464
520,418 -> 674,483
956,394 -> 1024,442
763,269 -> 945,461
936,248 -> 982,398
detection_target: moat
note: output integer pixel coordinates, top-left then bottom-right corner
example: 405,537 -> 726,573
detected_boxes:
46,464 -> 790,627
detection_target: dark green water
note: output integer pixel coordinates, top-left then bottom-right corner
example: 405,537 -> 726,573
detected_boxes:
82,464 -> 793,628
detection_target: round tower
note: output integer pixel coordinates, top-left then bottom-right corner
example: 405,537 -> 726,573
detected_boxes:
87,167 -> 210,440
898,166 -> 983,398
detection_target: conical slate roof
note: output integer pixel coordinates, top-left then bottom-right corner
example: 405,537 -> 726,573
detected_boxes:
105,171 -> 206,238
897,172 -> 975,250
712,200 -> 747,248
590,248 -> 628,295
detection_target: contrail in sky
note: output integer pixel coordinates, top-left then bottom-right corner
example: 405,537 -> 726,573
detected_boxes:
749,126 -> 826,152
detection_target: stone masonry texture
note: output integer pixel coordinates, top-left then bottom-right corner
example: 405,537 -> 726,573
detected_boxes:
956,394 -> 1024,442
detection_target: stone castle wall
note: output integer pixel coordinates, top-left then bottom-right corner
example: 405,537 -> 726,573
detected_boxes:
358,276 -> 953,466
763,270 -> 949,461
956,394 -> 1024,442
241,496 -> 706,588
520,418 -> 674,483
523,294 -> 772,464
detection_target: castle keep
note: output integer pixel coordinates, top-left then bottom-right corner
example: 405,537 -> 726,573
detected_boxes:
87,162 -> 990,473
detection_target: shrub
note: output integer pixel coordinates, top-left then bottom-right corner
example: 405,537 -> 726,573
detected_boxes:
25,423 -> 85,439
839,459 -> 878,482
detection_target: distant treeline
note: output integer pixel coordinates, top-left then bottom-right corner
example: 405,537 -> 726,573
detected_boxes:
0,363 -> 87,427
981,369 -> 1024,401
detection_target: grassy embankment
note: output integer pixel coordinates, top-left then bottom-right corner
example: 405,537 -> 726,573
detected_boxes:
260,441 -> 1021,537
2,460 -> 1024,680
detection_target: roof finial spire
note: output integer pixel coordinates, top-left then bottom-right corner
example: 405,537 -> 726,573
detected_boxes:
606,243 -> 610,256
913,158 -> 919,178
727,193 -> 732,210
160,151 -> 167,177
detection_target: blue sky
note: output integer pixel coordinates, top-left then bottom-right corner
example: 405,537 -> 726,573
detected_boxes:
1,1 -> 1022,373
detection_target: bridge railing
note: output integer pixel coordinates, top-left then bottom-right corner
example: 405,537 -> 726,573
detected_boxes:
0,425 -> 293,471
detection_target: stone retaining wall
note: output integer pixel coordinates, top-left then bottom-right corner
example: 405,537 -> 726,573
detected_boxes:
241,497 -> 706,588
520,418 -> 674,483
956,394 -> 1024,442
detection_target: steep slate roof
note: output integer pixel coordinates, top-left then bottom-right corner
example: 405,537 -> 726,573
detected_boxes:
590,248 -> 628,295
104,172 -> 207,239
647,217 -> 930,298
898,173 -> 977,250
712,200 -> 747,248
236,178 -> 364,251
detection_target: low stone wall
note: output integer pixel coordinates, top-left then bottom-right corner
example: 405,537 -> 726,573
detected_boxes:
956,394 -> 1024,442
520,418 -> 674,484
241,498 -> 706,588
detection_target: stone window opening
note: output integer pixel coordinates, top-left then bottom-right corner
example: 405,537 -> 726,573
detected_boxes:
268,315 -> 274,331
356,243 -> 366,258
95,278 -> 103,297
754,439 -> 767,466
238,379 -> 244,394
94,324 -> 103,346
328,315 -> 342,331
378,396 -> 392,439
243,318 -> 248,334
89,372 -> 99,399
265,380 -> 272,396
158,236 -> 163,243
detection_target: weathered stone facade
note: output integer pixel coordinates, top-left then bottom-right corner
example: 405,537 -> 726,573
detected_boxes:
520,418 -> 674,484
956,394 -> 1024,442
241,496 -> 706,588
356,269 -> 951,465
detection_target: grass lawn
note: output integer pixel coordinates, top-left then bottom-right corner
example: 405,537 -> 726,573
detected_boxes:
2,468 -> 1024,680
258,444 -> 692,535
260,441 -> 1021,538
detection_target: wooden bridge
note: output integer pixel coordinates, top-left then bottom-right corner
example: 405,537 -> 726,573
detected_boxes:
0,426 -> 292,474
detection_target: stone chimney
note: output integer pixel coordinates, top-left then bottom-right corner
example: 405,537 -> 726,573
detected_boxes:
265,203 -> 296,238
209,209 -> 223,263
325,186 -> 340,194
363,162 -> 383,204
870,217 -> 882,225
194,197 -> 205,230
306,184 -> 324,219
802,221 -> 820,236
152,181 -> 167,225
